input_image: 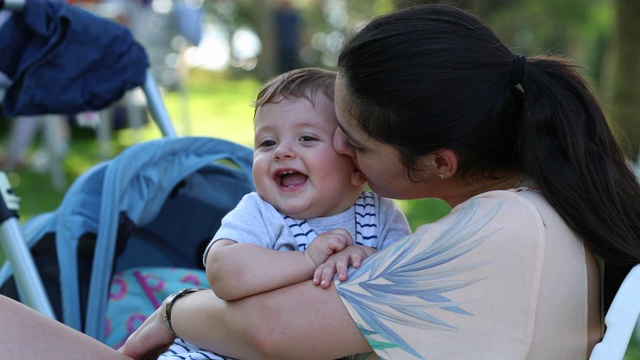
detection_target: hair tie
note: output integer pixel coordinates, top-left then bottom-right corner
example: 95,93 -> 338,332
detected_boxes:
509,55 -> 526,94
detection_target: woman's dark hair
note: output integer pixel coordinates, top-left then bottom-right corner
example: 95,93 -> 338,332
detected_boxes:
337,4 -> 640,309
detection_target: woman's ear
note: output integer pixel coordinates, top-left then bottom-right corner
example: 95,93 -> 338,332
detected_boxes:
432,149 -> 458,180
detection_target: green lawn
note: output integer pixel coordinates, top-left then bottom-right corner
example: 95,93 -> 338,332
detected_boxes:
1,69 -> 638,358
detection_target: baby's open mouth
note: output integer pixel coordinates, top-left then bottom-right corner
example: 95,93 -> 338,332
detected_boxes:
277,170 -> 308,188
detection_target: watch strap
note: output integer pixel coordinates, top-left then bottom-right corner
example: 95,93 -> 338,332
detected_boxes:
163,287 -> 205,336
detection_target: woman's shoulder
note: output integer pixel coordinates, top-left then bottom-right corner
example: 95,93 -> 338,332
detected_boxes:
439,188 -> 547,237
362,189 -> 550,286
463,187 -> 544,209
408,189 -> 550,275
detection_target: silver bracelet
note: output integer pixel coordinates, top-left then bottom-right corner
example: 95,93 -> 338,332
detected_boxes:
163,288 -> 205,336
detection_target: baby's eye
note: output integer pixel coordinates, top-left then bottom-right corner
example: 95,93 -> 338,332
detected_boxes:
299,135 -> 318,142
259,139 -> 276,148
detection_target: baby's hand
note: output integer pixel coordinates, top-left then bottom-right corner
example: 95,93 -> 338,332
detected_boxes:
313,245 -> 378,288
304,228 -> 353,269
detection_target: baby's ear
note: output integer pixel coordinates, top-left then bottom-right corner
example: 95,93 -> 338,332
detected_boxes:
351,169 -> 367,187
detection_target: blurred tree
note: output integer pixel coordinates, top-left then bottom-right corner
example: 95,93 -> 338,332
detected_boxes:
273,0 -> 305,73
207,0 -> 618,107
378,0 -> 612,88
466,0 -> 611,86
252,0 -> 277,81
610,0 -> 640,161
238,0 -> 304,81
393,0 -> 426,8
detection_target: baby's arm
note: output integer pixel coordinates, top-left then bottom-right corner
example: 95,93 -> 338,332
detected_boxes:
206,240 -> 313,301
206,229 -> 352,301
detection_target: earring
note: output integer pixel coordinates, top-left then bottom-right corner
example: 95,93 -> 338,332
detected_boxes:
437,173 -> 444,180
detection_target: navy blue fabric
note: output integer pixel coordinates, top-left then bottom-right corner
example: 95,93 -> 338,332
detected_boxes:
0,0 -> 149,116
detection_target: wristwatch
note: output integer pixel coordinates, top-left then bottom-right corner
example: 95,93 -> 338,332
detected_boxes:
163,287 -> 205,336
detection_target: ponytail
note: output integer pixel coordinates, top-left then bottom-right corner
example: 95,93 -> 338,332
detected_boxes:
517,57 -> 640,309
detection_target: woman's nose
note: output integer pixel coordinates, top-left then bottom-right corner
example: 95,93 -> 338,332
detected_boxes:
333,127 -> 355,157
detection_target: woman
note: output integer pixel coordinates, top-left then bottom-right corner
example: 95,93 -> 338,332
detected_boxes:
4,4 -> 640,359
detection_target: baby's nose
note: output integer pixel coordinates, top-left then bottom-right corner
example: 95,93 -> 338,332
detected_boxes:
274,143 -> 295,159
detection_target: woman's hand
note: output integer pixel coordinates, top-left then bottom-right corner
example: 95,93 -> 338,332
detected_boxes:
313,245 -> 378,288
118,304 -> 174,360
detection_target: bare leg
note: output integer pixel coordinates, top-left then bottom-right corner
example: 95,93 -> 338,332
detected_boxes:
0,295 -> 132,359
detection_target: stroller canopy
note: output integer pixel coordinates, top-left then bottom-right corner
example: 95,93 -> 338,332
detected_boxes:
0,0 -> 148,116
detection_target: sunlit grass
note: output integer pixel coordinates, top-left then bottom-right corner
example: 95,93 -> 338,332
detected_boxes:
117,70 -> 260,147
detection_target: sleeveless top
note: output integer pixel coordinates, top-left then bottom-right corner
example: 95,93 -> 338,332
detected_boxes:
335,189 -> 600,359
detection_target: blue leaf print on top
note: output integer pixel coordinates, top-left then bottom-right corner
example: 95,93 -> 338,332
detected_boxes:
336,198 -> 504,360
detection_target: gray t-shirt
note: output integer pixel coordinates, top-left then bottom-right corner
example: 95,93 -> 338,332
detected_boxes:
203,191 -> 411,263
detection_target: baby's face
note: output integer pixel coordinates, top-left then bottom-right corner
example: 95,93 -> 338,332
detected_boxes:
252,93 -> 364,219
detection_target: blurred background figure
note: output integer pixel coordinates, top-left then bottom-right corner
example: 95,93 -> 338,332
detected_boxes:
1,115 -> 70,191
274,0 -> 303,73
1,116 -> 39,171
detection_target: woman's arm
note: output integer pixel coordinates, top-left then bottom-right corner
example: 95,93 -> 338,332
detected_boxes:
121,281 -> 372,359
0,295 -> 133,360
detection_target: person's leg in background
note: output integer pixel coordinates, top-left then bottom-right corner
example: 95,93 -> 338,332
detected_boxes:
2,115 -> 41,171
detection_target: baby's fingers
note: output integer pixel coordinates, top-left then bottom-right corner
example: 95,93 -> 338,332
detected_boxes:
349,251 -> 364,269
314,263 -> 338,288
312,265 -> 324,286
335,258 -> 349,282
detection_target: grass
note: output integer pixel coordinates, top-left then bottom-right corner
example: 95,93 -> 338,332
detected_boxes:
1,69 -> 638,358
629,344 -> 640,360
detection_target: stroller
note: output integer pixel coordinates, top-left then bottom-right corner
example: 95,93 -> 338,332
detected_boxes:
0,0 -> 254,347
